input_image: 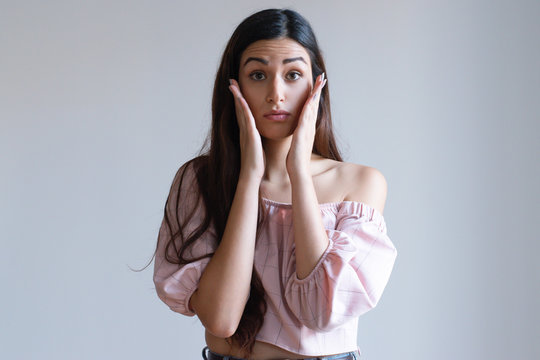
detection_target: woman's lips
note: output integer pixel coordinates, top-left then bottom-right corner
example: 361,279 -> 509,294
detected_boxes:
264,114 -> 289,121
264,110 -> 291,122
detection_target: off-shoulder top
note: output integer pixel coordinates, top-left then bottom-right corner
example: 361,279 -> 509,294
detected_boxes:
153,163 -> 398,357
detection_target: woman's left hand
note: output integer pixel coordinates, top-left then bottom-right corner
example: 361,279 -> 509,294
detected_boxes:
286,73 -> 327,178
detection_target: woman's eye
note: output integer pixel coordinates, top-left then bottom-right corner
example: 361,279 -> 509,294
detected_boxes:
286,71 -> 302,81
249,72 -> 266,81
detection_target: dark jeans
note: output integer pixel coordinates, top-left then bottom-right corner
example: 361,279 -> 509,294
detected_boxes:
202,346 -> 360,360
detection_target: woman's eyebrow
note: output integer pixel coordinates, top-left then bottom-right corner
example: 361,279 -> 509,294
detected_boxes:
283,56 -> 307,65
243,56 -> 307,66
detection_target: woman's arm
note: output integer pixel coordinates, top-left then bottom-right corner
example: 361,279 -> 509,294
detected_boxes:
189,176 -> 260,338
287,73 -> 387,279
286,74 -> 330,279
284,195 -> 397,332
190,79 -> 265,338
290,171 -> 330,279
286,163 -> 394,332
290,164 -> 388,280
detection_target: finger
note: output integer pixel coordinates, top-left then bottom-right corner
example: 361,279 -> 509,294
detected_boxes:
310,73 -> 326,101
229,83 -> 248,130
229,80 -> 249,114
299,75 -> 324,123
229,79 -> 246,100
228,79 -> 257,132
298,74 -> 326,127
228,84 -> 242,114
229,80 -> 252,115
228,80 -> 243,102
313,78 -> 327,104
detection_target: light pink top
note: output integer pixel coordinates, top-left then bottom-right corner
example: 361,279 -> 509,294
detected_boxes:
153,164 -> 398,356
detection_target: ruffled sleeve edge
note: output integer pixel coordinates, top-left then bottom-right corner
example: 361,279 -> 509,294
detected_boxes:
287,234 -> 337,285
153,258 -> 205,317
287,201 -> 388,285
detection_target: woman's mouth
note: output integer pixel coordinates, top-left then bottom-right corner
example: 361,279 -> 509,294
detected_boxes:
264,110 -> 291,122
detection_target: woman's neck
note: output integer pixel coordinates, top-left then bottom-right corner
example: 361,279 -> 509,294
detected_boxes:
262,137 -> 292,184
261,137 -> 323,184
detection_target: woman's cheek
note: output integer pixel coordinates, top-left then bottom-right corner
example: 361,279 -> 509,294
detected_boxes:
295,84 -> 311,112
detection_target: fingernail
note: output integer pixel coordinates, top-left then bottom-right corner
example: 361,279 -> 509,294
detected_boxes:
322,72 -> 325,81
229,79 -> 233,85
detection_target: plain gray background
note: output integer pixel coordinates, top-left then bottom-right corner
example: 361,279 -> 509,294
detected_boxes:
1,0 -> 538,359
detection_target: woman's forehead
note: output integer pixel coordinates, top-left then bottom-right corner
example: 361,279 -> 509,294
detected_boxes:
241,38 -> 310,64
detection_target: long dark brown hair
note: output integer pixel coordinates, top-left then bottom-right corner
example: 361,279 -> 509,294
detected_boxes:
160,8 -> 343,357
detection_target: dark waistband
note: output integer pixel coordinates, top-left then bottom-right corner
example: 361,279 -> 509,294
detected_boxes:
202,346 -> 360,360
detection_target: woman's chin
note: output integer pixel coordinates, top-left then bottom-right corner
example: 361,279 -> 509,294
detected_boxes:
259,130 -> 294,142
257,124 -> 296,142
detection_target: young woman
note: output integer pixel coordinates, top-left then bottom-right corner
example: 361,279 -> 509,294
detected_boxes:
153,8 -> 397,360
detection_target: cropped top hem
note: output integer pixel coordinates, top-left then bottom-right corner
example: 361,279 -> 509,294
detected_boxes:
253,337 -> 361,357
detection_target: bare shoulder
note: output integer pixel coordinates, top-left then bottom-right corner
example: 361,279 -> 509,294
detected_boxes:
338,162 -> 388,214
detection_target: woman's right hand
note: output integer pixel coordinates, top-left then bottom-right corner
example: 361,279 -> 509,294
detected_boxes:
228,79 -> 265,181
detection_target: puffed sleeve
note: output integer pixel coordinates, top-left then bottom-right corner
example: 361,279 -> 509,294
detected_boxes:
284,202 -> 397,331
153,161 -> 217,317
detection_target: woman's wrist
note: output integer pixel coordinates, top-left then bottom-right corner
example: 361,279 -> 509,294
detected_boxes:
237,172 -> 263,191
287,165 -> 311,184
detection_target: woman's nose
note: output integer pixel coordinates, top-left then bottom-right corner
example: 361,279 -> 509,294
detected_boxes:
266,77 -> 285,103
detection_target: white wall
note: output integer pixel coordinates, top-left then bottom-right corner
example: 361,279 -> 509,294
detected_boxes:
1,0 -> 538,359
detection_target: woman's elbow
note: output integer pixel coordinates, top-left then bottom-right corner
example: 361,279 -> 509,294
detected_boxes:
190,291 -> 242,338
197,304 -> 241,338
204,321 -> 239,339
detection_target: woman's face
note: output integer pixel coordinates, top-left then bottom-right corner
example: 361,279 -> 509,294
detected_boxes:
238,38 -> 313,140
